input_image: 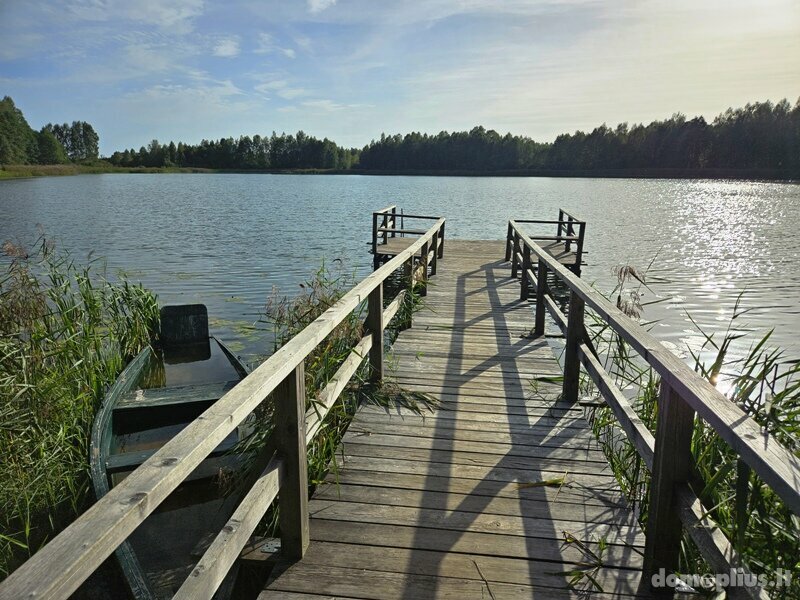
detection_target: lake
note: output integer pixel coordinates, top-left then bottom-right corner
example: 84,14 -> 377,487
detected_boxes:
1,174 -> 798,369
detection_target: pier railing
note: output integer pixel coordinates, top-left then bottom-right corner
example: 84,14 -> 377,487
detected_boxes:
507,219 -> 800,598
0,214 -> 446,600
505,209 -> 585,275
372,205 -> 445,271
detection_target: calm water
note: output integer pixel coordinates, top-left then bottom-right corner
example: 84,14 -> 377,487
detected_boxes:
1,174 -> 798,367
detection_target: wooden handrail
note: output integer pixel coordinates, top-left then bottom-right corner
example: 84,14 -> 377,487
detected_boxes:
0,214 -> 445,600
508,219 -> 799,597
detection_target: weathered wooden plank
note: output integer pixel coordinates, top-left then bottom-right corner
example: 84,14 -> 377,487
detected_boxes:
321,468 -> 625,508
307,521 -> 644,569
264,540 -> 645,594
313,483 -> 636,526
174,454 -> 282,600
116,380 -> 239,410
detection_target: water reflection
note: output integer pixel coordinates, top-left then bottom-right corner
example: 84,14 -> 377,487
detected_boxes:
1,174 -> 798,367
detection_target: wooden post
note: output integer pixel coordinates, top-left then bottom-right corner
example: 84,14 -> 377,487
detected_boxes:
275,364 -> 309,560
430,233 -> 438,276
505,223 -> 513,262
372,212 -> 380,270
420,241 -> 429,297
520,244 -> 531,300
575,222 -> 586,277
381,213 -> 388,245
510,232 -> 519,278
642,383 -> 695,590
367,284 -> 384,383
438,222 -> 445,259
565,218 -> 574,252
390,207 -> 397,238
534,259 -> 547,337
561,290 -> 584,404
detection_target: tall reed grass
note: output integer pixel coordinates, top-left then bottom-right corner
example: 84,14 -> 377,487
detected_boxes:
0,238 -> 159,577
582,270 -> 799,598
233,262 -> 425,536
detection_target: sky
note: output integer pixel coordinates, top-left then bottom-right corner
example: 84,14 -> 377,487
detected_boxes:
1,0 -> 799,156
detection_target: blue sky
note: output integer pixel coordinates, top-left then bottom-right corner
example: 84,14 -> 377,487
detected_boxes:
1,0 -> 798,156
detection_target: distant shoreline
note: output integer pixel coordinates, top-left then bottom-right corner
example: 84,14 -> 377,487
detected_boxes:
2,163 -> 797,182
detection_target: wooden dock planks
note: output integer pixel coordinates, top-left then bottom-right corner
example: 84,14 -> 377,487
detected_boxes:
262,240 -> 645,599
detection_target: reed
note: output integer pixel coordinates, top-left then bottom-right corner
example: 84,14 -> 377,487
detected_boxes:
582,271 -> 799,597
233,262 -> 426,535
0,238 -> 159,578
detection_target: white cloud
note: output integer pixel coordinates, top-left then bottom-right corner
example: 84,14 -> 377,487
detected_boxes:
64,0 -> 205,33
308,0 -> 336,14
213,37 -> 241,57
278,87 -> 307,99
281,48 -> 296,59
301,99 -> 345,111
254,32 -> 274,54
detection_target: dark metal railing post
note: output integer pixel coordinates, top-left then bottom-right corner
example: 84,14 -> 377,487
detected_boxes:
534,259 -> 547,337
562,290 -> 584,404
275,364 -> 309,560
520,243 -> 531,300
367,284 -> 384,382
642,383 -> 695,589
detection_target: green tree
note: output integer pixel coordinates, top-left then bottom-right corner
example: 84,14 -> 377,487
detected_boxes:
36,128 -> 68,164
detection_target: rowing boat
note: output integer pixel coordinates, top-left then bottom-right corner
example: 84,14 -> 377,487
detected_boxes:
90,304 -> 249,599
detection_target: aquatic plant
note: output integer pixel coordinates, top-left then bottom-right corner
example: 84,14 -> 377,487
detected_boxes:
0,238 -> 159,578
581,271 -> 799,598
232,261 -> 426,537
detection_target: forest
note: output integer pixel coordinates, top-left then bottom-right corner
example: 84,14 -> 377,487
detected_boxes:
0,97 -> 99,165
2,94 -> 799,176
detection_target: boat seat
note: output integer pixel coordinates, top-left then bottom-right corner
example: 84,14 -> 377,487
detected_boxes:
106,437 -> 239,474
116,380 -> 240,410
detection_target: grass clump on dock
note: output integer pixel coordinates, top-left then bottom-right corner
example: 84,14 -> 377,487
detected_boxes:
0,238 -> 159,578
582,274 -> 799,598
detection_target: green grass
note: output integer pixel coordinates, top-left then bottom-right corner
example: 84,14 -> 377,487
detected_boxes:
231,262 -> 429,535
0,238 -> 159,577
579,273 -> 800,597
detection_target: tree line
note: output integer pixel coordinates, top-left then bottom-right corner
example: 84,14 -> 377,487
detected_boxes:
3,94 -> 799,175
358,98 -> 800,174
107,131 -> 359,170
0,96 -> 99,165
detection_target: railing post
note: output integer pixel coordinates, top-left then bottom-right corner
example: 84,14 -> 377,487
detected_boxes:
642,383 -> 695,590
275,364 -> 309,560
520,243 -> 531,300
430,232 -> 438,276
381,212 -> 388,245
505,222 -> 513,262
510,232 -> 519,278
367,284 -> 384,383
562,290 -> 584,404
438,222 -> 445,259
390,207 -> 397,238
575,222 -> 586,277
534,259 -> 547,336
372,212 -> 379,270
419,241 -> 429,296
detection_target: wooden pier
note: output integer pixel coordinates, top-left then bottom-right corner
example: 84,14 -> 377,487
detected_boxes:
261,240 -> 644,598
2,207 -> 799,600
